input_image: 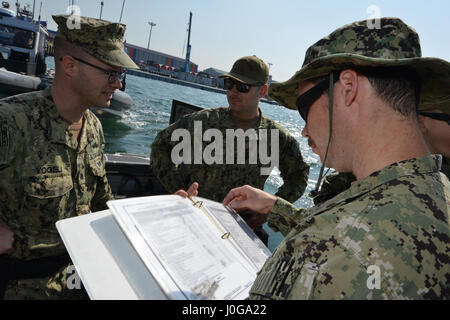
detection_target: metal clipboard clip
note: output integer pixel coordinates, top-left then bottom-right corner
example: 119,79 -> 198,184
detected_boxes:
188,196 -> 231,240
192,200 -> 203,208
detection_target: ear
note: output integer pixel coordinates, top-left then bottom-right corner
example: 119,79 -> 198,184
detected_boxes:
259,84 -> 268,98
339,69 -> 358,107
59,56 -> 77,78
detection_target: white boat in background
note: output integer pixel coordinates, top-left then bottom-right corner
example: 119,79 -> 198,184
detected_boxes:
0,1 -> 49,96
0,66 -> 42,91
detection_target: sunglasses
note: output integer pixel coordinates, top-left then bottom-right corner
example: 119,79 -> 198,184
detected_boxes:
61,56 -> 125,84
296,71 -> 340,122
224,78 -> 262,93
419,112 -> 450,125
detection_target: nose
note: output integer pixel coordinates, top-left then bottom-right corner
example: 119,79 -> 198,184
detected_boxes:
110,77 -> 123,90
301,124 -> 309,138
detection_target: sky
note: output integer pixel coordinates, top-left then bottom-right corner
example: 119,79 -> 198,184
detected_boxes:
18,0 -> 450,82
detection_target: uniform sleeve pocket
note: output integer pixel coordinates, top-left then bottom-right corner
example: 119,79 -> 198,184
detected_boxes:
250,257 -> 319,300
24,175 -> 73,199
288,261 -> 320,299
88,153 -> 106,177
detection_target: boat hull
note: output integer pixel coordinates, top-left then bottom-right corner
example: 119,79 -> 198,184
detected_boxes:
0,67 -> 41,98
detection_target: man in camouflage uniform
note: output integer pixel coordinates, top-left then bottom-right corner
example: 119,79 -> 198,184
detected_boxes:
222,18 -> 449,299
0,15 -> 138,299
313,104 -> 450,206
151,56 -> 310,241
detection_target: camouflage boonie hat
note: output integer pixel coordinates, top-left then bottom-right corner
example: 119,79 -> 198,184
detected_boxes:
219,55 -> 269,84
269,17 -> 450,111
52,15 -> 138,69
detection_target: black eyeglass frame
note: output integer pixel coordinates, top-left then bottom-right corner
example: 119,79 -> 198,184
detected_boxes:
60,56 -> 125,84
419,112 -> 450,125
223,77 -> 264,93
296,71 -> 341,123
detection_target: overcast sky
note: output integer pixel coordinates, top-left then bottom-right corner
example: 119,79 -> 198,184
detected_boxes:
26,0 -> 450,82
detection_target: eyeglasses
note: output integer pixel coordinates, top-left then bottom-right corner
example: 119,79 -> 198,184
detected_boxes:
224,78 -> 262,93
419,112 -> 450,125
296,71 -> 340,122
61,56 -> 125,84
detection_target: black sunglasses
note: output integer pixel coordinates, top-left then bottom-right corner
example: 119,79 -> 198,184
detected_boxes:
224,78 -> 262,93
296,71 -> 340,122
61,56 -> 125,84
419,112 -> 450,125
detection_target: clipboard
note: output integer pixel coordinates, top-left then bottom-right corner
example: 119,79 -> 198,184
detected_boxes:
57,195 -> 271,300
56,210 -> 167,299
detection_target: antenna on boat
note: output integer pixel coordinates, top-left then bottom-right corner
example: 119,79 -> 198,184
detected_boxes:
32,0 -> 35,20
38,1 -> 41,23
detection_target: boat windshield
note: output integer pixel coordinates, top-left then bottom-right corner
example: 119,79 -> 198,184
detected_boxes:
0,24 -> 35,49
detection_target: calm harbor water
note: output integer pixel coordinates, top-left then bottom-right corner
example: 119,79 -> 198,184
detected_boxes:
46,58 -> 324,251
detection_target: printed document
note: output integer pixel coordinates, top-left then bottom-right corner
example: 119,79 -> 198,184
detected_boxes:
108,195 -> 271,300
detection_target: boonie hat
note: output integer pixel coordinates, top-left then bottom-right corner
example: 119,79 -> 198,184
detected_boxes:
269,17 -> 450,111
53,15 -> 138,69
219,55 -> 269,84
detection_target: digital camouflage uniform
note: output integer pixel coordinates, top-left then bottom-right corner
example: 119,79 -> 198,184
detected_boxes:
250,18 -> 450,299
150,107 -> 310,203
251,156 -> 449,299
0,88 -> 113,298
313,158 -> 449,206
312,171 -> 356,206
0,15 -> 137,299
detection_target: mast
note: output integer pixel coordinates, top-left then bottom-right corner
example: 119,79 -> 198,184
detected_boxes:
184,11 -> 192,73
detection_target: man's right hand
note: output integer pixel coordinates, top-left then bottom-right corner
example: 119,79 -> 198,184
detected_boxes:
0,222 -> 14,254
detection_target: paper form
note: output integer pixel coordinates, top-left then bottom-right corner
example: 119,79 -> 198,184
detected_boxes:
108,195 -> 261,300
197,197 -> 272,271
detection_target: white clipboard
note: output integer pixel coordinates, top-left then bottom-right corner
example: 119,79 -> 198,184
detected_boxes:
56,210 -> 167,300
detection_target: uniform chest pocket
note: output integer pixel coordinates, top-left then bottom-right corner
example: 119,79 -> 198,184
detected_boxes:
24,174 -> 73,199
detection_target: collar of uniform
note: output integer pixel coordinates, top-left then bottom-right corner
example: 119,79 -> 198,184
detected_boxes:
226,107 -> 264,129
307,154 -> 443,217
44,86 -> 95,150
77,110 -> 97,152
39,87 -> 73,147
